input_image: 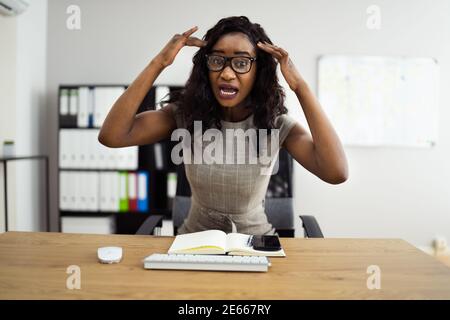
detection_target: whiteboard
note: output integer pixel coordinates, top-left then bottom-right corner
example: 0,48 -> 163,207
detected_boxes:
317,55 -> 439,147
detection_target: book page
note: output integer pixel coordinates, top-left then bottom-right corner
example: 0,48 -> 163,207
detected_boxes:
226,233 -> 286,257
168,230 -> 227,254
225,233 -> 252,252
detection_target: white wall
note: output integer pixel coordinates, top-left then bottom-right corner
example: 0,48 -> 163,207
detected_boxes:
14,0 -> 48,231
0,0 -> 48,232
46,0 -> 450,247
0,14 -> 17,232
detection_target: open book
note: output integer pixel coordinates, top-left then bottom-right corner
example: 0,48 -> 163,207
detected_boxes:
168,230 -> 286,257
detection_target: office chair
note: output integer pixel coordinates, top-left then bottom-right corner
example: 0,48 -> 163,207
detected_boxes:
136,148 -> 324,238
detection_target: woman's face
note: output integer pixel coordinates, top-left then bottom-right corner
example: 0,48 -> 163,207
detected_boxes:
208,32 -> 257,108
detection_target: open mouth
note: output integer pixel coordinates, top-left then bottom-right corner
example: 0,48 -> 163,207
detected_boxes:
218,85 -> 239,100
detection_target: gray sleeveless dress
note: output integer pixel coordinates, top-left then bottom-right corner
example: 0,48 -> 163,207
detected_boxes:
171,105 -> 297,235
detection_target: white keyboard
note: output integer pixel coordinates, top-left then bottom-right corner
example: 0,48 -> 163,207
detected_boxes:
143,254 -> 271,272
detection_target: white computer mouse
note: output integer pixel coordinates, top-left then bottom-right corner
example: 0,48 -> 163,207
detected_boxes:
97,246 -> 123,264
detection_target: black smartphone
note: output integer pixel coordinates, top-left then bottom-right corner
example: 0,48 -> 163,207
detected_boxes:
251,235 -> 281,251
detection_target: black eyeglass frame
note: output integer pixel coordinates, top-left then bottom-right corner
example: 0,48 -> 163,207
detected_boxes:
205,54 -> 257,74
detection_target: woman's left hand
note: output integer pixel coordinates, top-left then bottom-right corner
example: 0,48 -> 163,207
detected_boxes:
257,41 -> 303,92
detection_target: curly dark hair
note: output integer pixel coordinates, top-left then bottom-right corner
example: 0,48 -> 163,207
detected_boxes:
168,16 -> 288,134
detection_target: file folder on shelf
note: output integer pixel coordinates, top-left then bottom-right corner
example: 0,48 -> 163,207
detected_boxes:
68,172 -> 76,210
119,171 -> 129,212
128,172 -> 138,212
93,86 -> 125,128
166,172 -> 177,211
99,172 -> 109,212
88,87 -> 94,128
77,86 -> 90,128
153,143 -> 164,169
167,172 -> 177,198
59,85 -> 178,234
78,130 -> 88,168
61,216 -> 115,234
59,88 -> 69,115
76,172 -> 84,211
59,130 -> 68,168
87,171 -> 100,212
69,88 -> 79,116
59,129 -> 138,170
59,171 -> 69,211
137,171 -> 149,212
109,172 -> 120,212
59,171 -> 104,212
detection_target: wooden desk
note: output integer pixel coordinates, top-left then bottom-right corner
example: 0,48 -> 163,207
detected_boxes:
1,231 -> 450,299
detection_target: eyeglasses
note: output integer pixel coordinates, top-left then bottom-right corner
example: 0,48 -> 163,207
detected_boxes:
205,54 -> 257,74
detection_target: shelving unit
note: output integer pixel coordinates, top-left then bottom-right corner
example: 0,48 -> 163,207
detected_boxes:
1,155 -> 50,232
57,84 -> 182,234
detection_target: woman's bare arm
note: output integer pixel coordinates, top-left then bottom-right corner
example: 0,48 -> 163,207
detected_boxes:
98,60 -> 172,147
257,41 -> 348,184
284,79 -> 349,184
98,26 -> 206,148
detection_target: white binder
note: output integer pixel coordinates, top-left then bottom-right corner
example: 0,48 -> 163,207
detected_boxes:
129,146 -> 138,169
154,143 -> 163,169
59,130 -> 68,168
84,172 -> 91,211
66,130 -> 75,168
59,171 -> 68,210
93,87 -> 103,128
86,171 -> 99,211
79,130 -> 88,169
77,87 -> 90,128
77,172 -> 86,210
61,216 -> 115,234
69,88 -> 78,116
64,172 -> 71,210
110,147 -> 119,169
68,171 -> 76,210
110,172 -> 120,212
75,130 -> 84,168
82,172 -> 90,210
96,132 -> 108,169
96,130 -> 105,169
86,130 -> 95,169
167,172 -> 177,198
69,130 -> 78,168
93,87 -> 125,128
115,146 -> 137,170
59,89 -> 69,115
116,147 -> 126,169
99,172 -> 108,212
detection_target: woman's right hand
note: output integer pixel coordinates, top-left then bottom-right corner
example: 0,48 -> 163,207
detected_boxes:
153,26 -> 206,68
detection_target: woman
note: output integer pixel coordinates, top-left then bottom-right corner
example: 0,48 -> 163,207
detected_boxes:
99,16 -> 348,235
